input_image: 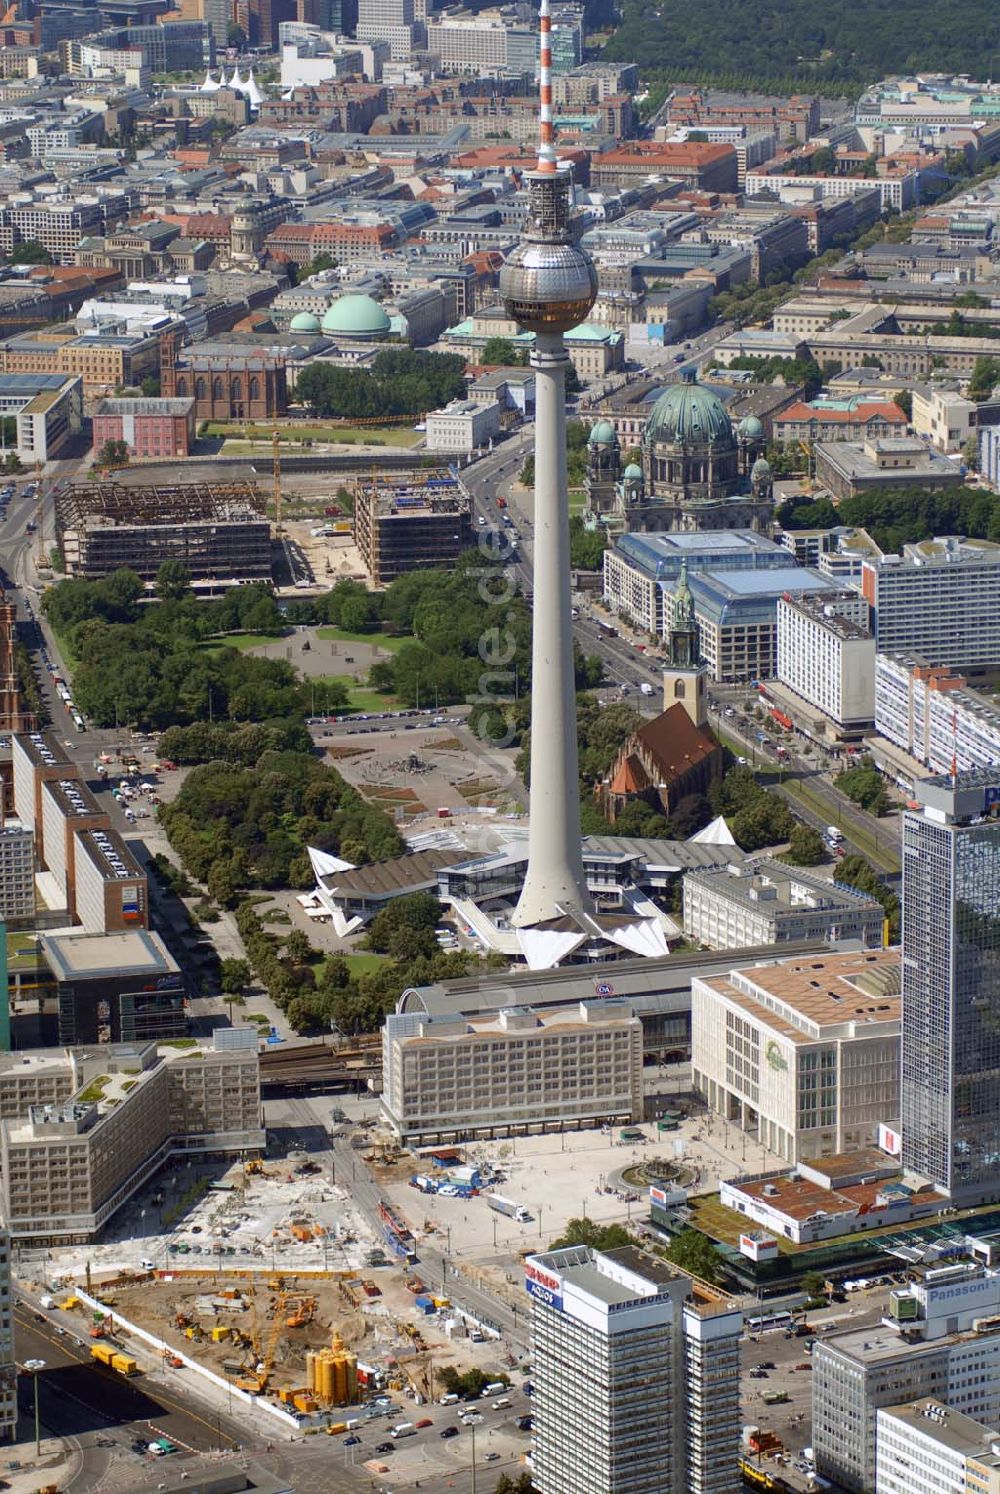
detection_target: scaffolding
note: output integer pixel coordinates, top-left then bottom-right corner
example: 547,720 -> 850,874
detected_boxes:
55,480 -> 271,584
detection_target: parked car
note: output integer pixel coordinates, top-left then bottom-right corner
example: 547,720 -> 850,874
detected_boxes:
440,1426 -> 460,1439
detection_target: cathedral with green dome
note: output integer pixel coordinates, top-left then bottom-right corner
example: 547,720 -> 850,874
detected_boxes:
584,370 -> 773,536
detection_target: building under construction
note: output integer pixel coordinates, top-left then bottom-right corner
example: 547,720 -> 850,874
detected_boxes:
354,470 -> 472,585
56,479 -> 272,585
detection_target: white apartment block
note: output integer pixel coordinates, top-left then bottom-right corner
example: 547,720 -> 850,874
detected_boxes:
683,861 -> 884,952
426,15 -> 536,73
862,539 -> 1000,669
425,397 -> 501,453
981,424 -> 1000,488
0,1036 -> 263,1244
777,590 -> 875,728
381,999 -> 643,1145
692,948 -> 900,1165
876,1400 -> 998,1494
875,653 -> 1000,775
814,1323 -> 1000,1493
0,821 -> 34,920
526,1244 -> 742,1494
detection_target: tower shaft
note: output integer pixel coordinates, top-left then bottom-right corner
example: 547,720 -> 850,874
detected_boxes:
513,331 -> 591,927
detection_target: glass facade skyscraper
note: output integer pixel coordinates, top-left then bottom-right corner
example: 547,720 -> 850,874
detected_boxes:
902,770 -> 1000,1196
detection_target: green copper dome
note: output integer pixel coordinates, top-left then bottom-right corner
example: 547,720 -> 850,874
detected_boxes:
644,371 -> 734,448
289,311 -> 321,333
587,419 -> 616,446
623,461 -> 642,479
737,413 -> 765,441
320,293 -> 391,339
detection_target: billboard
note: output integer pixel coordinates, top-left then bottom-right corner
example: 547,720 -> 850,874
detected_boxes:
525,1260 -> 563,1312
739,1233 -> 778,1262
878,1123 -> 902,1157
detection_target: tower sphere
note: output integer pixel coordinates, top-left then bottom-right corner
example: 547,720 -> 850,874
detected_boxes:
500,236 -> 597,336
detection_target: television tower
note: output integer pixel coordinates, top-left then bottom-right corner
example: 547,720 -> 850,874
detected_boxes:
500,0 -> 598,929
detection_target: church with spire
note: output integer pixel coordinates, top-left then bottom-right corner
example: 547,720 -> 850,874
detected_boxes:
599,566 -> 722,826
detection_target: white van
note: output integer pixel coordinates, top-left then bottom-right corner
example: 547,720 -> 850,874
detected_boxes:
482,1382 -> 508,1397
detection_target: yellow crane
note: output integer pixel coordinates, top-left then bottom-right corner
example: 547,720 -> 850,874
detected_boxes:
235,1290 -> 289,1395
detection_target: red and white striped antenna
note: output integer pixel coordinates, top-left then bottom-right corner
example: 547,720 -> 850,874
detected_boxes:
537,0 -> 557,174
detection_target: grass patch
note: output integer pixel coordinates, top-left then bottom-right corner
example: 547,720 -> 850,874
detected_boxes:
203,632 -> 289,652
343,952 -> 387,976
47,621 -> 79,674
316,628 -> 413,653
161,1038 -> 200,1049
77,1077 -> 109,1103
568,490 -> 587,515
8,934 -> 45,972
207,422 -> 422,448
315,675 -> 401,713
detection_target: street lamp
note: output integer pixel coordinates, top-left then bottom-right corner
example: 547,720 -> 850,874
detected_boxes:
24,1359 -> 44,1458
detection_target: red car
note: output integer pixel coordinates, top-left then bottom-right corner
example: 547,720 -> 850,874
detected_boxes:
415,1418 -> 433,1429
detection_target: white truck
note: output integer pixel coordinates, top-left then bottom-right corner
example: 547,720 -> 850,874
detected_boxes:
390,1422 -> 416,1439
487,1194 -> 531,1223
639,682 -> 655,697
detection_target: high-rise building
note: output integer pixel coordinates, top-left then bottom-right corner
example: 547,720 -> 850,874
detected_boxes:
525,1243 -> 742,1494
814,1316 -> 1000,1492
0,1228 -> 12,1438
901,770 -> 1000,1199
356,0 -> 415,58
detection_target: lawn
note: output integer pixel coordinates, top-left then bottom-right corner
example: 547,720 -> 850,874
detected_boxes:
342,952 -> 387,976
209,422 -> 421,449
315,675 -> 401,713
204,631 -> 290,652
568,490 -> 587,515
317,628 -> 413,653
7,933 -> 45,973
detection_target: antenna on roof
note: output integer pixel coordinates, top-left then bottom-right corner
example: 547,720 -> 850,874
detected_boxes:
537,0 -> 557,175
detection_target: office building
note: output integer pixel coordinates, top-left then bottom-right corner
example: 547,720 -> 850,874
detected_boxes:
901,771 -> 1000,1198
691,947 -> 900,1164
91,397 -> 195,462
685,565 -> 833,683
0,1229 -> 12,1438
875,654 -> 1000,776
40,929 -> 185,1046
74,829 -> 148,934
816,437 -> 965,503
12,733 -> 75,870
356,0 -> 416,59
0,1036 -> 263,1244
877,1400 -> 1000,1494
861,539 -> 1000,670
381,999 -> 643,1145
684,861 -> 884,953
603,529 -> 795,638
813,1321 -> 1000,1492
0,821 -> 34,921
425,398 -> 502,454
776,591 -> 876,731
0,373 -> 83,463
526,1243 -> 741,1494
354,474 -> 473,584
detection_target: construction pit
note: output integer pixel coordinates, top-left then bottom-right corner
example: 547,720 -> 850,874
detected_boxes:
45,1250 -> 504,1433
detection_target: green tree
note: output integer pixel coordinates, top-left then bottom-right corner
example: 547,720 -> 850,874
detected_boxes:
569,517 -> 608,570
550,1218 -> 633,1250
835,758 -> 890,815
785,823 -> 827,865
98,438 -> 130,469
837,853 -> 899,940
893,388 -> 913,421
663,1227 -> 722,1285
155,558 -> 191,602
140,374 -> 161,398
302,252 -> 336,278
9,240 -> 52,266
284,928 -> 313,965
220,957 -> 252,994
226,21 -> 246,44
481,337 -> 522,367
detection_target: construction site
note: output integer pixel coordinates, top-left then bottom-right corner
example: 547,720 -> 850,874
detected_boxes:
54,479 -> 273,585
352,469 -> 473,584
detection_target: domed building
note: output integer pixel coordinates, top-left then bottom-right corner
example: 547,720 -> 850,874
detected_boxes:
288,311 -> 321,335
616,371 -> 774,533
320,293 -> 392,341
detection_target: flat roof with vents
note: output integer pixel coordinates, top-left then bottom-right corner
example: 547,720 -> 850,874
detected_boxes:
697,947 -> 901,1042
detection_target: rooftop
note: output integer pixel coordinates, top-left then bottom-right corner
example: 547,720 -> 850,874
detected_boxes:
879,1400 -> 997,1458
698,946 -> 901,1043
39,929 -> 179,982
